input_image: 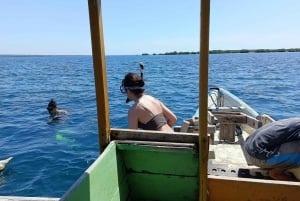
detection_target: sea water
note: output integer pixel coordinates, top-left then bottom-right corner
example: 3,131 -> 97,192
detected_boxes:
0,53 -> 299,197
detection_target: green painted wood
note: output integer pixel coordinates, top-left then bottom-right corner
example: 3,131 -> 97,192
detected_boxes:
128,173 -> 198,201
117,144 -> 199,176
63,142 -> 199,201
62,142 -> 130,201
117,143 -> 199,201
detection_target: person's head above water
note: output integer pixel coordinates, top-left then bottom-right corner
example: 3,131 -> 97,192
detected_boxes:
120,72 -> 145,95
47,99 -> 57,114
47,99 -> 68,121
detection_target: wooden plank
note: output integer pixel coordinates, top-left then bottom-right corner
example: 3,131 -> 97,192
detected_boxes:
180,120 -> 190,132
113,140 -> 196,149
246,114 -> 262,128
213,113 -> 247,124
212,112 -> 262,129
207,124 -> 216,134
110,128 -> 198,144
208,175 -> 300,201
219,124 -> 236,142
207,111 -> 217,124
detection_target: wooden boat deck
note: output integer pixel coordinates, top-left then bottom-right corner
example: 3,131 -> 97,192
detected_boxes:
176,111 -> 275,180
208,129 -> 270,179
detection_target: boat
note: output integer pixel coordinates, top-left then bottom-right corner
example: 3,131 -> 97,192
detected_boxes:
2,0 -> 300,201
58,0 -> 300,200
175,87 -> 278,178
174,86 -> 275,135
60,85 -> 293,201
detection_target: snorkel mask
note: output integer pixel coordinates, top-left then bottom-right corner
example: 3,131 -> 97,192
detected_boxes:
120,79 -> 127,94
120,79 -> 145,94
120,63 -> 145,103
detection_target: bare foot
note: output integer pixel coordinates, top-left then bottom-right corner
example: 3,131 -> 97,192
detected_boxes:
269,168 -> 297,181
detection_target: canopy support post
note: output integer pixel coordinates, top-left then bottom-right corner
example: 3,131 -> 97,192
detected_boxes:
88,0 -> 110,153
199,0 -> 210,200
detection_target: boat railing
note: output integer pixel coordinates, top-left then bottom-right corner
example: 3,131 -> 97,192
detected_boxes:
208,106 -> 245,113
257,114 -> 276,124
110,128 -> 199,146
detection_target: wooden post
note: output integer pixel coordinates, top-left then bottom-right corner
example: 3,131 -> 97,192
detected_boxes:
199,0 -> 210,201
88,0 -> 110,153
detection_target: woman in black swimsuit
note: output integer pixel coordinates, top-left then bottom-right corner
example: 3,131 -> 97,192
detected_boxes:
120,72 -> 177,132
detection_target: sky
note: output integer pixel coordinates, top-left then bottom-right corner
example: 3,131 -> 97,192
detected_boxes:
1,0 -> 300,55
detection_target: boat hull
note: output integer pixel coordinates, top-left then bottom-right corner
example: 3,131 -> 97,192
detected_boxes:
61,139 -> 199,201
61,129 -> 300,201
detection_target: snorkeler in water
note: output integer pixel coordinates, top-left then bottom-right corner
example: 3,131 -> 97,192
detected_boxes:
47,99 -> 68,121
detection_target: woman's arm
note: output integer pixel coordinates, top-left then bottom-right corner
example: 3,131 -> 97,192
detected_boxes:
128,107 -> 139,129
160,102 -> 177,127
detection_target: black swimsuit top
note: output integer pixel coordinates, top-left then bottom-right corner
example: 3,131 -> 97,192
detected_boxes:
138,113 -> 167,130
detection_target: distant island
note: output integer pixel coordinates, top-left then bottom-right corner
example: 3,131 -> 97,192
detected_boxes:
141,48 -> 300,55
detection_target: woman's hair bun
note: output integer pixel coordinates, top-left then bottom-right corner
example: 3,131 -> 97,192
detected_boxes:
124,72 -> 144,87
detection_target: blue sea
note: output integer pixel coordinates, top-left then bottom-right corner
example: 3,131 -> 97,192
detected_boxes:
0,53 -> 299,197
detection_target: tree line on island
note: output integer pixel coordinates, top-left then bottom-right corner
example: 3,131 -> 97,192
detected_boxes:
141,48 -> 300,55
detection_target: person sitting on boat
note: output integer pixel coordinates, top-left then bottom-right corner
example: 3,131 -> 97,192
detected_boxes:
120,72 -> 177,132
244,117 -> 300,181
47,99 -> 68,121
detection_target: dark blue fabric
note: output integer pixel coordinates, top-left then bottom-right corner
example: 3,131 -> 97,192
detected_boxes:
244,118 -> 300,160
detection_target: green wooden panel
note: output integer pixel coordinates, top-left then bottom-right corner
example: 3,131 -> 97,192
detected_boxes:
63,142 -> 130,201
128,173 -> 198,201
63,173 -> 91,201
117,144 -> 199,176
116,143 -> 199,201
63,142 -> 199,201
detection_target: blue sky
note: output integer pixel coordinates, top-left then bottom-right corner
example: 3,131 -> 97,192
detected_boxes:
1,0 -> 300,55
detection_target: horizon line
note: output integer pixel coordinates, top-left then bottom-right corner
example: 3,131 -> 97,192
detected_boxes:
1,47 -> 300,56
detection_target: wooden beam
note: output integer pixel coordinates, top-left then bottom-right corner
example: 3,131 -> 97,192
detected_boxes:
246,114 -> 262,128
88,0 -> 110,153
113,140 -> 197,149
212,112 -> 262,128
199,0 -> 210,200
207,111 -> 217,124
110,128 -> 199,144
213,113 -> 247,124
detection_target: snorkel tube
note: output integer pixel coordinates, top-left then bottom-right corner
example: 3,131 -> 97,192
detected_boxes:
124,62 -> 145,103
139,62 -> 144,79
